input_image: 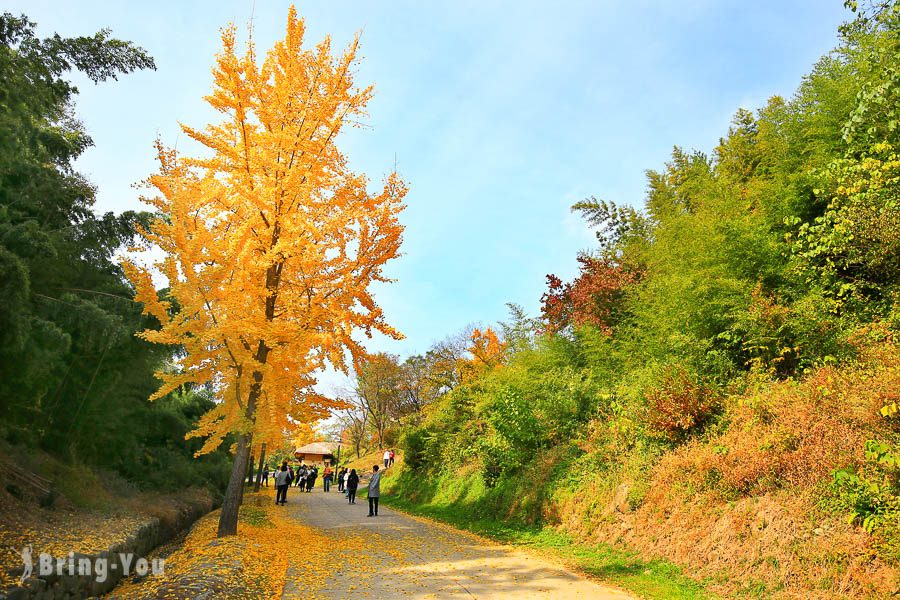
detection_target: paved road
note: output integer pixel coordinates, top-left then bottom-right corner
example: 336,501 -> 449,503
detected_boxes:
279,485 -> 634,599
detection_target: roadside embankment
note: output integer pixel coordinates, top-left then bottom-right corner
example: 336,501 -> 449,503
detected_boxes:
0,447 -> 215,600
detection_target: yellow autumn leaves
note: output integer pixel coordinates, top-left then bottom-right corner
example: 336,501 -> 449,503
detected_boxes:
123,5 -> 408,455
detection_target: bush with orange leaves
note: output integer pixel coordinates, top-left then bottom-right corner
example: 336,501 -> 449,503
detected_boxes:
642,365 -> 719,442
654,326 -> 899,502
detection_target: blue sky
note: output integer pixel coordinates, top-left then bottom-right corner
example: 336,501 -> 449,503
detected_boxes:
10,1 -> 849,373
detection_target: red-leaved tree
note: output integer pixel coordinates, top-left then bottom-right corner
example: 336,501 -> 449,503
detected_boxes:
540,256 -> 639,335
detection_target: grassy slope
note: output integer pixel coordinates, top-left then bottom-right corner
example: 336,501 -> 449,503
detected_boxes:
341,448 -> 386,473
382,338 -> 900,598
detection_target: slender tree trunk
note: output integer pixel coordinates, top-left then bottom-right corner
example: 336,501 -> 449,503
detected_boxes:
217,432 -> 252,537
376,418 -> 386,449
253,443 -> 267,492
217,258 -> 281,538
248,453 -> 256,487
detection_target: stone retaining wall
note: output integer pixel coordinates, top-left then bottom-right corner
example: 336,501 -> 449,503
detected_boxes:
1,497 -> 212,600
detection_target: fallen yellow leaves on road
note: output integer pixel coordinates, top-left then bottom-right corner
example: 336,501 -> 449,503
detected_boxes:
110,486 -> 634,599
112,491 -> 334,598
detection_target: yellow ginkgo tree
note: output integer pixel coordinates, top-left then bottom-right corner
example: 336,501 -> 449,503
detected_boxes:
123,7 -> 406,536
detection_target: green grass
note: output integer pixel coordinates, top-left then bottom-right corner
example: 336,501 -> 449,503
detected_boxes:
238,502 -> 274,527
381,493 -> 712,600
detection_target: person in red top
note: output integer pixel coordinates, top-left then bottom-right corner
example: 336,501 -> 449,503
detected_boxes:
388,449 -> 395,466
323,465 -> 333,492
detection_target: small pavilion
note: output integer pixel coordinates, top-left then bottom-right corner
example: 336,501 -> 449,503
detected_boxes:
293,441 -> 342,466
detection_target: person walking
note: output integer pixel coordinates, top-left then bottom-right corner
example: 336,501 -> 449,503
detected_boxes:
383,449 -> 391,469
274,464 -> 290,505
323,466 -> 333,492
296,465 -> 307,488
389,449 -> 395,466
367,465 -> 382,517
347,469 -> 359,504
343,469 -> 351,497
337,468 -> 346,493
306,466 -> 318,492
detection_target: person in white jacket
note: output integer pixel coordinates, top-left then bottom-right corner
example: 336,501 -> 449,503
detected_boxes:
383,449 -> 391,468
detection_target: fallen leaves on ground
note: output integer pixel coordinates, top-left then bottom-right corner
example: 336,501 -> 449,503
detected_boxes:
0,491 -> 145,590
112,492 -> 334,599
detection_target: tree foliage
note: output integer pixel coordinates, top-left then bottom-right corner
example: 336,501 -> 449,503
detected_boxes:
126,7 -> 407,451
541,256 -> 639,336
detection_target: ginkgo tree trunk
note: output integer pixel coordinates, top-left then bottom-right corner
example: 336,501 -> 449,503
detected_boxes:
123,7 -> 407,537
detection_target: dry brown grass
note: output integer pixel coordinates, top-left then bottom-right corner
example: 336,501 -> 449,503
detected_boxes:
556,334 -> 900,598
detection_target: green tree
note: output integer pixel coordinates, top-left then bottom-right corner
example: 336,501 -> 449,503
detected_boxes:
0,14 -> 230,493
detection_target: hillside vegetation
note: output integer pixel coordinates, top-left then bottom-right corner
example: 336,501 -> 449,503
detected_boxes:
378,4 -> 900,598
0,13 -> 231,496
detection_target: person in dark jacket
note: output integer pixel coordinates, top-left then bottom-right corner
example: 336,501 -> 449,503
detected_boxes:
296,465 -> 307,487
346,469 -> 359,504
322,466 -> 333,492
306,466 -> 318,492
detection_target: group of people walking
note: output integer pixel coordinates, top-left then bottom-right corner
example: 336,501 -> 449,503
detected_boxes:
335,467 -> 360,503
271,459 -> 387,517
294,464 -> 320,492
271,463 -> 321,497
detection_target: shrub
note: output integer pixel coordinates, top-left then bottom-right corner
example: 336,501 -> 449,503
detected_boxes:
643,365 -> 718,441
827,439 -> 900,561
485,386 -> 542,450
399,426 -> 431,472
